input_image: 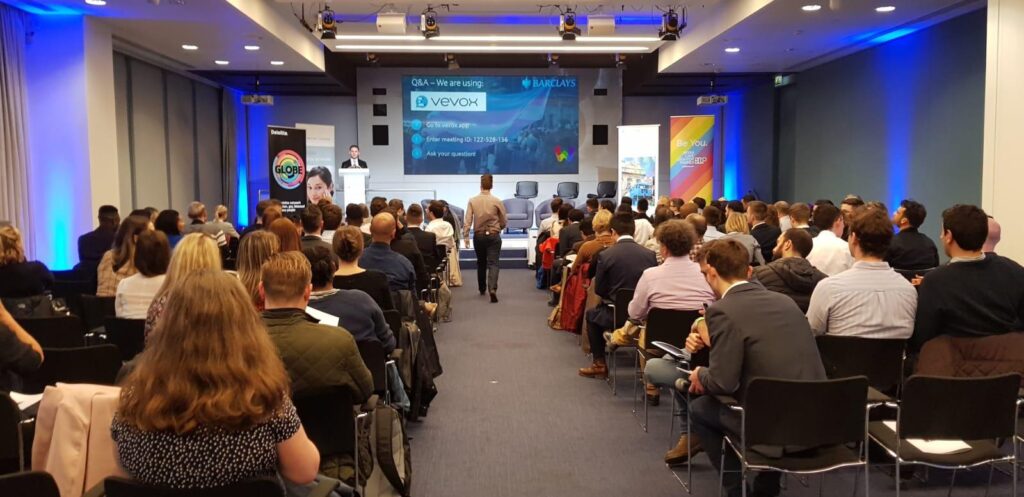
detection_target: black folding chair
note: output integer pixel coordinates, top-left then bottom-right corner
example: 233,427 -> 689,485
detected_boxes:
0,471 -> 60,497
720,377 -> 870,497
633,308 -> 703,432
51,280 -> 95,318
292,387 -> 368,493
79,295 -> 115,331
606,288 -> 635,395
93,474 -> 339,497
20,345 -> 122,394
868,374 -> 1020,497
816,335 -> 906,405
0,395 -> 22,475
17,316 -> 86,349
103,318 -> 146,361
357,340 -> 389,398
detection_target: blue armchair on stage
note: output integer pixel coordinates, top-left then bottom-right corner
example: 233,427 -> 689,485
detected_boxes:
503,198 -> 534,233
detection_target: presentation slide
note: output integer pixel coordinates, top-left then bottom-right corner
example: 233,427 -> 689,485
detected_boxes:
402,75 -> 579,175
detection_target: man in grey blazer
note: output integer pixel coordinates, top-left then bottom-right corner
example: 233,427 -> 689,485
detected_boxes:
684,239 -> 826,497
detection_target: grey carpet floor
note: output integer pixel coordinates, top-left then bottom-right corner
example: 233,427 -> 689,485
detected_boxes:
407,269 -> 1019,497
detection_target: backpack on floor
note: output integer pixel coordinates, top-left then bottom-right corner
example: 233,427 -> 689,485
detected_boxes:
357,404 -> 412,497
436,282 -> 452,322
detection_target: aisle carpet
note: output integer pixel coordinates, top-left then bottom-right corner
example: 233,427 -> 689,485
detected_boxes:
406,269 -> 1018,497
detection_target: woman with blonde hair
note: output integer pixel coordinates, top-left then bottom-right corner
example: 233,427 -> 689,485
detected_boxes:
112,270 -> 321,490
143,233 -> 222,339
237,231 -> 280,310
0,225 -> 54,298
97,215 -> 150,296
723,211 -> 765,265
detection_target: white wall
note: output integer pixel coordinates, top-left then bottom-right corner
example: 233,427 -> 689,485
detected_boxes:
355,67 -> 622,210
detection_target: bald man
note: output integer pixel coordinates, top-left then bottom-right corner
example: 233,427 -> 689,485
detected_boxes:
359,213 -> 416,293
983,216 -> 1001,254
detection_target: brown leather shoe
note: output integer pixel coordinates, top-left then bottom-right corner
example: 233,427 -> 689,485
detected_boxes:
578,361 -> 608,379
646,384 -> 661,406
665,434 -> 703,466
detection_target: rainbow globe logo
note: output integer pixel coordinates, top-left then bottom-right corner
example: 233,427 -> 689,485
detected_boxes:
273,150 -> 306,190
553,145 -> 576,163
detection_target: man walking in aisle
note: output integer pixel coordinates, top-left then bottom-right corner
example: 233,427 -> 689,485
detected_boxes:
464,174 -> 507,302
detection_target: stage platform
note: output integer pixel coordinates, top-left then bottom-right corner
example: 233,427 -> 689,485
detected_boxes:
458,231 -> 534,270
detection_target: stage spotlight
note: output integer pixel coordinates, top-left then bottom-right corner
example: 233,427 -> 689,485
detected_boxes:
366,53 -> 379,65
318,6 -> 337,40
659,8 -> 685,41
548,53 -> 560,66
615,53 -> 626,68
446,53 -> 459,70
421,7 -> 440,39
559,8 -> 580,41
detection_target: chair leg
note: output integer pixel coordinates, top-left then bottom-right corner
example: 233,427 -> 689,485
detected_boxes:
718,439 -> 726,497
984,464 -> 994,497
895,459 -> 901,497
947,469 -> 956,497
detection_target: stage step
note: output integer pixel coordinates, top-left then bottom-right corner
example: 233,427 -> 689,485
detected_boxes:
459,247 -> 529,270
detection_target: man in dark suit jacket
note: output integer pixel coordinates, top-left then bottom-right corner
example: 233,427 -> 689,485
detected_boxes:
556,209 -> 585,258
75,205 -> 119,281
747,201 -> 782,264
342,145 -> 368,169
683,238 -> 826,497
885,199 -> 939,271
579,213 -> 658,378
406,204 -> 439,271
384,210 -> 429,293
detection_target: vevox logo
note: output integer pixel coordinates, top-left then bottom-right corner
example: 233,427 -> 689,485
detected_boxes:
409,91 -> 487,112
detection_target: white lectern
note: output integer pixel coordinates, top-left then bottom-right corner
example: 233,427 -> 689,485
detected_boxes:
338,168 -> 369,206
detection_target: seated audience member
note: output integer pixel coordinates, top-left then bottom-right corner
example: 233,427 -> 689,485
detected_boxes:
684,239 -> 826,493
575,218 -> 595,252
112,270 -> 323,491
299,205 -> 332,253
269,218 -> 302,252
723,212 -> 765,266
789,202 -> 812,233
0,225 -> 55,298
344,203 -> 364,229
693,197 -> 707,213
678,201 -> 699,219
210,205 -> 240,239
304,246 -> 396,353
598,199 -> 616,213
752,229 -> 826,312
773,201 -> 792,231
183,201 -> 226,246
747,201 -> 781,264
144,233 -> 222,340
572,210 -> 615,272
669,198 -> 685,216
806,208 -> 916,338
886,199 -> 940,271
636,220 -> 716,405
840,195 -> 865,225
702,206 -> 726,241
260,252 -> 373,401
384,210 -> 429,293
237,231 -> 281,310
539,198 -> 564,235
262,204 -> 284,229
369,197 -> 389,218
579,213 -> 658,379
333,226 -> 395,311
154,210 -> 184,248
239,199 -> 280,239
425,201 -> 454,250
635,198 -> 652,222
97,215 -> 150,296
551,204 -> 571,240
557,209 -> 585,258
388,199 -> 406,225
77,205 -> 120,280
360,204 -> 373,235
633,199 -> 655,245
115,230 -> 170,319
0,300 -> 43,392
406,204 -> 439,271
983,216 -> 1001,254
319,202 -> 343,245
806,203 -> 853,276
685,214 -> 708,261
911,204 -> 1024,350
644,207 -> 676,257
583,198 -> 599,220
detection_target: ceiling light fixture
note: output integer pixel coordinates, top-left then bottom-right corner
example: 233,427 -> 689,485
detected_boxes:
214,60 -> 230,65
334,44 -> 650,53
875,5 -> 896,12
270,61 -> 285,66
445,53 -> 459,70
331,34 -> 659,43
318,6 -> 337,40
244,45 -> 261,51
802,4 -> 822,11
421,6 -> 440,39
181,44 -> 199,51
559,8 -> 580,41
659,8 -> 685,41
85,0 -> 106,5
724,47 -> 741,53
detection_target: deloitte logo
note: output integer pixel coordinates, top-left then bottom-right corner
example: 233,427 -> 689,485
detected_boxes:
415,95 -> 428,108
272,150 -> 306,190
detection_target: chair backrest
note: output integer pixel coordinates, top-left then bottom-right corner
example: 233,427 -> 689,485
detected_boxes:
744,376 -> 868,449
515,181 -> 539,199
815,336 -> 905,394
383,310 -> 403,341
0,471 -> 60,497
596,181 -> 617,198
18,316 -> 86,349
51,280 -> 95,317
612,288 -> 635,329
357,340 -> 388,394
645,309 -> 702,349
79,294 -> 116,331
292,387 -> 356,458
556,182 -> 579,199
103,475 -> 285,497
899,373 -> 1020,441
0,394 -> 22,474
502,198 -> 530,213
104,318 -> 147,362
20,345 -> 122,394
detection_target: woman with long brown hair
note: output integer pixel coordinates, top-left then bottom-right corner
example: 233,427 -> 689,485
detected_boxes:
237,230 -> 280,309
97,215 -> 150,296
113,270 -> 320,489
269,218 -> 301,252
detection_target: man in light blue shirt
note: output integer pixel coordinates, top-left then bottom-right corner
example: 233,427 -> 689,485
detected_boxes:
807,208 -> 916,338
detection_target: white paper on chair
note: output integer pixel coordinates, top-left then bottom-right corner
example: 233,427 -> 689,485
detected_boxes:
882,421 -> 971,454
305,307 -> 340,327
9,392 -> 44,411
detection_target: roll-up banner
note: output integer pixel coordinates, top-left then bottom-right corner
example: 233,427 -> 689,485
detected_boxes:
268,126 -> 307,214
616,125 -> 660,203
669,115 -> 715,203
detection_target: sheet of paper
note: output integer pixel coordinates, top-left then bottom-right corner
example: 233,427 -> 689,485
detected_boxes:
882,421 -> 972,455
305,307 -> 340,327
8,392 -> 44,411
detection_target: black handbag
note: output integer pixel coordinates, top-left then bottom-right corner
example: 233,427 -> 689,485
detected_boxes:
1,294 -> 68,318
